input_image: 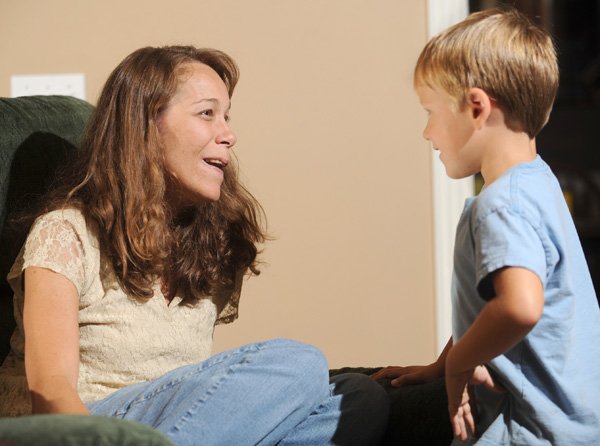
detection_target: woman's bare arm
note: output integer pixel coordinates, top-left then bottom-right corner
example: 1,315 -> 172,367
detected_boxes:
23,266 -> 89,414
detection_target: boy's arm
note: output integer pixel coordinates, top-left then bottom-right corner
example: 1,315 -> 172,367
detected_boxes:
445,266 -> 543,440
446,266 -> 544,374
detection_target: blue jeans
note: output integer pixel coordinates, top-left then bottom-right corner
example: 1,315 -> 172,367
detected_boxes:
88,339 -> 389,445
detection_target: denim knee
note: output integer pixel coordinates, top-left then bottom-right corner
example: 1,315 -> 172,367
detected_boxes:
255,338 -> 330,403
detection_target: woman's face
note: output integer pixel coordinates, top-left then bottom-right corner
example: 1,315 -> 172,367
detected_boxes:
158,62 -> 236,209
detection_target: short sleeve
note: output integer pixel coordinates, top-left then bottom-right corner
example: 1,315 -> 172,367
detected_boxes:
12,212 -> 86,295
474,207 -> 547,300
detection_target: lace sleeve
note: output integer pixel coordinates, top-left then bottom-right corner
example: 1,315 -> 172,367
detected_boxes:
20,212 -> 86,295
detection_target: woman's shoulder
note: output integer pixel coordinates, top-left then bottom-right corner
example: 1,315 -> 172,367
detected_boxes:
8,207 -> 102,294
34,207 -> 87,228
31,207 -> 101,246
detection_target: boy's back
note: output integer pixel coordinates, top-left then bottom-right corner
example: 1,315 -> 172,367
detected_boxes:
453,155 -> 600,444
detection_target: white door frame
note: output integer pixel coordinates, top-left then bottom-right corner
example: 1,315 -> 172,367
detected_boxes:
426,0 -> 474,353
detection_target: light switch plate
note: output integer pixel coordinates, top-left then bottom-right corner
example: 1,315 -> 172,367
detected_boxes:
11,73 -> 86,100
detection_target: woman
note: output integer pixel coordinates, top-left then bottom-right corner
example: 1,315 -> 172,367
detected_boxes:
0,46 -> 389,445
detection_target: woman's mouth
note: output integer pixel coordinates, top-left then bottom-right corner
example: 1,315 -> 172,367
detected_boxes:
204,158 -> 227,172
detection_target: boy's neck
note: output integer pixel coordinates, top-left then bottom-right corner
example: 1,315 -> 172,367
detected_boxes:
479,128 -> 537,186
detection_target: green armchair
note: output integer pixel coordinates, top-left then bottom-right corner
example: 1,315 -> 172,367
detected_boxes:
0,95 -> 173,446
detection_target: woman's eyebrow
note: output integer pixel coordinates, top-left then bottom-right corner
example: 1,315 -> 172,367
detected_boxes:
193,98 -> 219,105
193,97 -> 231,112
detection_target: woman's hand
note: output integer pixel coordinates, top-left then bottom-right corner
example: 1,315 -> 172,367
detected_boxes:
371,362 -> 444,387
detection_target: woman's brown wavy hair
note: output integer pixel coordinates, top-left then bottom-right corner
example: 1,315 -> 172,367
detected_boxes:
42,45 -> 267,303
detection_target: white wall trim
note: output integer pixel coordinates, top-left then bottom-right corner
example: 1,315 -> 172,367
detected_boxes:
426,0 -> 473,354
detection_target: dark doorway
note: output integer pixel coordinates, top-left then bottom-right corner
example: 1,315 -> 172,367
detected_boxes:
470,0 -> 600,303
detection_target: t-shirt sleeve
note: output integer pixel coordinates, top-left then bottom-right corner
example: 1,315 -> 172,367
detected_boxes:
474,207 -> 547,300
13,212 -> 87,295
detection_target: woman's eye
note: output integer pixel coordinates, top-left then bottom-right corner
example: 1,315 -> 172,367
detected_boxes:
199,109 -> 214,118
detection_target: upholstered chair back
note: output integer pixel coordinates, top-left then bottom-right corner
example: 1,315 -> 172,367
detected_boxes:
0,95 -> 93,362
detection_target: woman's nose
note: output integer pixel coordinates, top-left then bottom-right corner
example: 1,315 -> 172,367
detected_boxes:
217,121 -> 236,148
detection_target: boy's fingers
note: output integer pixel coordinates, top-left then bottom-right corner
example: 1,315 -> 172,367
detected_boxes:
448,383 -> 475,440
472,365 -> 506,393
391,372 -> 421,387
369,369 -> 386,380
450,410 -> 460,437
466,410 -> 475,436
486,377 -> 506,394
462,401 -> 475,436
451,416 -> 461,438
371,366 -> 403,380
451,410 -> 467,440
390,375 -> 407,387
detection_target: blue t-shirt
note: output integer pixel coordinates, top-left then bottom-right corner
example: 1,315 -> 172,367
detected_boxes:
452,156 -> 600,445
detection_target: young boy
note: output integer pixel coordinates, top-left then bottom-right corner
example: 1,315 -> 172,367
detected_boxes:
375,8 -> 600,445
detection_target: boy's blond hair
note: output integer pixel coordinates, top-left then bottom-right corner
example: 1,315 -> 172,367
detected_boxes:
415,8 -> 558,138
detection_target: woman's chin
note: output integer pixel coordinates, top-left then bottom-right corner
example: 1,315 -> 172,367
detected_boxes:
194,189 -> 221,204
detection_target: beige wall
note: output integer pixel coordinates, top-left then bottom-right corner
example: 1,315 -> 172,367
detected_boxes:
1,0 -> 435,368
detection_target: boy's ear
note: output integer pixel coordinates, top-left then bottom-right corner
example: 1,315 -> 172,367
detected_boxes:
465,87 -> 492,128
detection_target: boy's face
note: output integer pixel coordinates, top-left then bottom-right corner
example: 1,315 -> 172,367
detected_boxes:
416,83 -> 481,179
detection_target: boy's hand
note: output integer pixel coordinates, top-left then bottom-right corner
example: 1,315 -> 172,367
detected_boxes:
446,366 -> 476,441
372,337 -> 452,387
446,364 -> 506,441
371,363 -> 443,387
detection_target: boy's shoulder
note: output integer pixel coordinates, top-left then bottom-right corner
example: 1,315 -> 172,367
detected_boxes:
471,157 -> 559,227
470,157 -> 568,237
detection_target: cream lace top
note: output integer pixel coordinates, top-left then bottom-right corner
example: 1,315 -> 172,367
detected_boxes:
0,208 -> 242,416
